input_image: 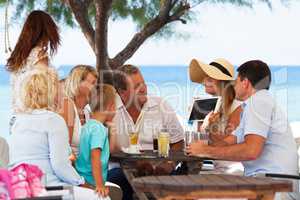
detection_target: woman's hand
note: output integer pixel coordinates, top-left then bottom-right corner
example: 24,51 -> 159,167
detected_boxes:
185,140 -> 209,156
95,185 -> 109,197
208,112 -> 221,125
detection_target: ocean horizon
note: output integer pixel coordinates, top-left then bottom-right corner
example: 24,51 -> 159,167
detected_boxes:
1,64 -> 300,138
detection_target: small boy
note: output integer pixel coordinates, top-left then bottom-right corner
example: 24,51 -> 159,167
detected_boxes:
75,84 -> 117,197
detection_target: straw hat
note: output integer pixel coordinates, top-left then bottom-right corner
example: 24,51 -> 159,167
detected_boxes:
189,58 -> 235,83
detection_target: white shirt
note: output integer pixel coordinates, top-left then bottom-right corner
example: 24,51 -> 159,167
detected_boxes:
234,90 -> 298,176
113,95 -> 184,151
8,109 -> 84,186
11,46 -> 48,113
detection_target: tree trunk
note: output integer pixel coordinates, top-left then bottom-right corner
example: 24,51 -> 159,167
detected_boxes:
94,0 -> 113,84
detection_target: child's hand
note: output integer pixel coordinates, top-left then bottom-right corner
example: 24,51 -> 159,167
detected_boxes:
69,153 -> 77,163
95,185 -> 109,197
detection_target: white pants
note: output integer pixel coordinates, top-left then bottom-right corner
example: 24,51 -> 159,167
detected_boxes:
73,182 -> 122,200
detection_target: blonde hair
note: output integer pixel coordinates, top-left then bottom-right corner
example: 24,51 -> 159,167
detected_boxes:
21,68 -> 58,111
90,84 -> 116,113
218,80 -> 236,117
64,65 -> 98,99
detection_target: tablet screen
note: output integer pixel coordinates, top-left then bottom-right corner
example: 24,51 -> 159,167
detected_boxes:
188,98 -> 218,121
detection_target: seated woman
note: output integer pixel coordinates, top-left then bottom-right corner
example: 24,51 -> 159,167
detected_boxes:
8,68 -> 121,199
189,58 -> 243,174
8,68 -> 84,186
58,65 -> 98,161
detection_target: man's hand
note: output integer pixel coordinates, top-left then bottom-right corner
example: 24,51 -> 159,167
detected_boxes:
185,140 -> 209,156
95,185 -> 109,197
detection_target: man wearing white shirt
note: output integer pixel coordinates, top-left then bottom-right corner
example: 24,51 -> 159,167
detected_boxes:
108,64 -> 184,200
187,60 -> 298,199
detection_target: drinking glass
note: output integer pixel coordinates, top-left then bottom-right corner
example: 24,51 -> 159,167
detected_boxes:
158,131 -> 170,157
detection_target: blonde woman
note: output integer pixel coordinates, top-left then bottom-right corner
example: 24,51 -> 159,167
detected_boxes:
8,68 -> 84,186
8,67 -> 118,200
189,58 -> 243,173
59,65 -> 98,159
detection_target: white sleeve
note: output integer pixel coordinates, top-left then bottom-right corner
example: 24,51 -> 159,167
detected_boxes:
243,96 -> 273,138
48,115 -> 85,185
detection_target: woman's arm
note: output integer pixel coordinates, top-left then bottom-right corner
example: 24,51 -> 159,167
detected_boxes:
48,114 -> 84,185
209,106 -> 242,145
58,98 -> 75,145
225,106 -> 242,135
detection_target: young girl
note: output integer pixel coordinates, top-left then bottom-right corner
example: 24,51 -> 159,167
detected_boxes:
6,10 -> 60,113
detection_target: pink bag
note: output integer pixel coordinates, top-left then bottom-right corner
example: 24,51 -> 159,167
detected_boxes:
0,169 -> 13,200
10,163 -> 46,199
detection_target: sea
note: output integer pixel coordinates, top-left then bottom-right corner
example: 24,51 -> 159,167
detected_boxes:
1,65 -> 300,138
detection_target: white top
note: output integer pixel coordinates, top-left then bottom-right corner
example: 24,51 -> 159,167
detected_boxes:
234,90 -> 298,176
71,103 -> 82,156
8,109 -> 84,186
202,97 -> 242,133
11,46 -> 49,113
70,103 -> 91,156
113,95 -> 184,150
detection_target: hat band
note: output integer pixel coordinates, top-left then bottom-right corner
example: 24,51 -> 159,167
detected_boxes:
209,62 -> 233,77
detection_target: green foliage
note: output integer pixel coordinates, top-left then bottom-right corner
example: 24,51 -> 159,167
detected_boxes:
1,0 -> 272,38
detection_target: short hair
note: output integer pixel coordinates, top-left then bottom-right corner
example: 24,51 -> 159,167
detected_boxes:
65,65 -> 98,99
113,64 -> 140,93
21,67 -> 58,111
237,60 -> 271,90
89,84 -> 116,113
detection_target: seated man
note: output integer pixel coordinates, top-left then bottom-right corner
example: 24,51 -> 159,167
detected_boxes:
187,60 -> 298,197
108,64 -> 184,200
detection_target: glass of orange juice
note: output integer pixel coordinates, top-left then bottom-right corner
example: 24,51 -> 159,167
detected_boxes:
158,130 -> 170,157
128,125 -> 139,153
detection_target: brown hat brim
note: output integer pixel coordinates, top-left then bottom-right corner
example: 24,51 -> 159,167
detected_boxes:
189,58 -> 234,84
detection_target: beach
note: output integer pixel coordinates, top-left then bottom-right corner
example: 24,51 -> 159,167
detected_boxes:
1,65 -> 300,138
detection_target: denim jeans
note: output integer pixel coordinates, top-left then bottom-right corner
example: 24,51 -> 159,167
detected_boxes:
107,168 -> 133,200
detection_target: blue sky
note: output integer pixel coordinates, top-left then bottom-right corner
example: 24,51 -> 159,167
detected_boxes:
1,1 -> 300,67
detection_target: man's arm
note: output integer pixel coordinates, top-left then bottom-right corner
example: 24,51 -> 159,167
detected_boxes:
210,134 -> 237,147
186,134 -> 265,161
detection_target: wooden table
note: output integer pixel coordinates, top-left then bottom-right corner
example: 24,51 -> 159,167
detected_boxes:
111,150 -> 207,162
132,174 -> 293,200
111,150 -> 206,200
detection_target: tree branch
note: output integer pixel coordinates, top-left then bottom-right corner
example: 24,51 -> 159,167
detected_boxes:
67,0 -> 96,52
94,0 -> 113,83
109,0 -> 190,69
168,1 -> 190,23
